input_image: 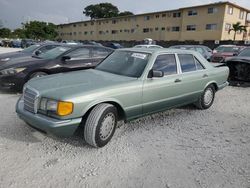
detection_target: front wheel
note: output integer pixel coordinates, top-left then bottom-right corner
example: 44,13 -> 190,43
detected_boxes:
29,71 -> 48,80
84,103 -> 118,148
195,85 -> 215,110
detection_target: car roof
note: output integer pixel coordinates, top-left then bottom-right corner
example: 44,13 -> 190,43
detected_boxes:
118,48 -> 198,54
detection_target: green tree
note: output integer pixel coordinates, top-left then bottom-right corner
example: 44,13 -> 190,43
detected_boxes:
12,28 -> 25,38
118,11 -> 134,17
22,21 -> 58,40
0,28 -> 11,38
228,22 -> 247,40
83,3 -> 119,19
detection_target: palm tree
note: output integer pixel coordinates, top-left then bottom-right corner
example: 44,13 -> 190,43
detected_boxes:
228,22 -> 247,41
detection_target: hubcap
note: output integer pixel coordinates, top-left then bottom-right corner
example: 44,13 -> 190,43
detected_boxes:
204,88 -> 213,105
99,113 -> 115,141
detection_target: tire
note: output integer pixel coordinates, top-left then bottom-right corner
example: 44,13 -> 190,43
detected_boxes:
84,103 -> 118,148
195,84 -> 215,110
29,71 -> 48,80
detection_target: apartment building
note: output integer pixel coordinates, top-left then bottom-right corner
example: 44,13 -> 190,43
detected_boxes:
57,1 -> 250,41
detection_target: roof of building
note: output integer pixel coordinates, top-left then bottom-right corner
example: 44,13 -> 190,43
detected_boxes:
58,1 -> 250,26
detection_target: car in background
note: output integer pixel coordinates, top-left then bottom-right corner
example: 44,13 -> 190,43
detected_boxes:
16,48 -> 229,148
224,47 -> 250,83
0,43 -> 60,63
210,45 -> 245,63
0,45 -> 113,91
21,39 -> 36,48
133,44 -> 163,49
169,45 -> 212,61
105,42 -> 123,49
81,41 -> 103,46
61,40 -> 80,45
10,39 -> 22,48
0,39 -> 3,46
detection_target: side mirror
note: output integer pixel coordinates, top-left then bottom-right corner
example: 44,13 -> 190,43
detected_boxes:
35,50 -> 41,56
61,55 -> 71,61
148,69 -> 164,78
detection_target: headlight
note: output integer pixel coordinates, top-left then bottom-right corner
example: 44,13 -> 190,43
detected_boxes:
0,67 -> 26,75
39,98 -> 73,116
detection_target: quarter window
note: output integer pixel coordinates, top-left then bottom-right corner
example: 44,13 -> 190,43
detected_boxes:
92,47 -> 112,58
178,54 -> 197,73
194,57 -> 205,70
153,54 -> 177,75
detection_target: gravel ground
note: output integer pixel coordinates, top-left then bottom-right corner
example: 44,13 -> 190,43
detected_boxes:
0,48 -> 250,188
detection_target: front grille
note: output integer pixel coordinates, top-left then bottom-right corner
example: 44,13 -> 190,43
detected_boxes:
23,87 -> 39,113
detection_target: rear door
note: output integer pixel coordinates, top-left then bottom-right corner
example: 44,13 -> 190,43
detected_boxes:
176,53 -> 209,101
61,47 -> 93,70
91,47 -> 113,66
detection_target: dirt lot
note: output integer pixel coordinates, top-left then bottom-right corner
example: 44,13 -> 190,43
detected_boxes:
0,48 -> 250,188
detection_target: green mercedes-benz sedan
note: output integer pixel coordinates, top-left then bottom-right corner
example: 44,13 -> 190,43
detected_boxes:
16,48 -> 229,147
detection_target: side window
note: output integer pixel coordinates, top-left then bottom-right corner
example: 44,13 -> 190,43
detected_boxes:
92,47 -> 112,58
66,48 -> 90,59
195,57 -> 205,70
178,54 -> 196,72
153,54 -> 177,75
38,45 -> 57,53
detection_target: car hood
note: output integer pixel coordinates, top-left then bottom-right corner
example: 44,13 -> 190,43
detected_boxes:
0,56 -> 44,70
0,51 -> 28,61
225,56 -> 250,64
27,69 -> 137,100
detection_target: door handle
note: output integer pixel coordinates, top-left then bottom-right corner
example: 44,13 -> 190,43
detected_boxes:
203,74 -> 208,78
174,79 -> 182,83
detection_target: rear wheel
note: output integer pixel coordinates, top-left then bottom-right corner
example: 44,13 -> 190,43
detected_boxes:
195,85 -> 215,109
84,103 -> 118,148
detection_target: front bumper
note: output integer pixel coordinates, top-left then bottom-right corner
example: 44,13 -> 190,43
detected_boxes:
16,99 -> 82,137
0,74 -> 26,91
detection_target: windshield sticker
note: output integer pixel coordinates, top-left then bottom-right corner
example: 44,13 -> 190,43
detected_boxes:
131,53 -> 147,59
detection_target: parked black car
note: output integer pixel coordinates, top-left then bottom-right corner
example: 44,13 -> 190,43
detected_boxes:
169,45 -> 213,61
224,47 -> 250,83
105,42 -> 123,49
21,39 -> 36,48
0,43 -> 60,63
0,45 -> 113,91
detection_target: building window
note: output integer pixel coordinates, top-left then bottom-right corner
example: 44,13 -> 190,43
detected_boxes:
156,15 -> 160,18
112,20 -> 117,24
239,11 -> 244,19
161,27 -> 165,31
144,16 -> 150,21
155,27 -> 159,31
91,22 -> 94,25
225,23 -> 231,31
143,28 -> 149,33
188,10 -> 197,16
228,6 -> 233,15
84,23 -> 87,26
206,24 -> 217,30
120,29 -> 123,33
131,29 -> 135,33
172,26 -> 180,32
84,31 -> 88,35
162,13 -> 166,17
173,12 -> 181,17
106,30 -> 109,33
186,25 -> 196,31
111,30 -> 118,34
208,7 -> 218,14
73,24 -> 76,27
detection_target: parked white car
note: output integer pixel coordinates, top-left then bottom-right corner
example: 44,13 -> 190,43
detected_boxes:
133,44 -> 163,49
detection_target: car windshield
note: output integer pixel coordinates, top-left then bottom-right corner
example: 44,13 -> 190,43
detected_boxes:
96,50 -> 151,78
22,44 -> 40,53
238,48 -> 250,57
215,46 -> 240,53
37,46 -> 71,59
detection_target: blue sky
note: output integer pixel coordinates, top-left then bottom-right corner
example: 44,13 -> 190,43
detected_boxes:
0,0 -> 250,29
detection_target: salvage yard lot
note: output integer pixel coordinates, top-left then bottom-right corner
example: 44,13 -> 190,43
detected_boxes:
0,48 -> 250,188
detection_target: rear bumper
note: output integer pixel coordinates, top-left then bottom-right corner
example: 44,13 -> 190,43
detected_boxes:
16,99 -> 82,137
218,81 -> 229,90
